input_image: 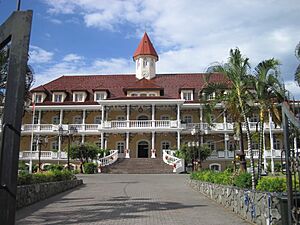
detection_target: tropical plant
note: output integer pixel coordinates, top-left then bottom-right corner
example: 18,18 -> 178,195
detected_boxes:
251,58 -> 285,180
208,48 -> 256,189
69,143 -> 100,173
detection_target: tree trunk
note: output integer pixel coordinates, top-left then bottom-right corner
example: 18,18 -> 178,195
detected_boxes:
242,112 -> 256,190
257,111 -> 264,181
238,122 -> 246,171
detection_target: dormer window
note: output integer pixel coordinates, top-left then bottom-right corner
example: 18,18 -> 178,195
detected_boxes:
32,92 -> 46,103
94,91 -> 107,101
181,90 -> 193,101
52,92 -> 66,103
73,92 -> 86,102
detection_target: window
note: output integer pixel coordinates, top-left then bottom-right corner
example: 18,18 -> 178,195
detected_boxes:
94,116 -> 102,124
51,141 -> 59,151
117,116 -> 126,121
140,93 -> 147,97
207,92 -> 215,100
251,141 -> 259,150
183,115 -> 193,123
33,114 -> 39,124
31,142 -> 37,151
116,141 -> 125,154
161,141 -> 171,150
53,94 -> 63,102
94,92 -> 107,101
52,116 -> 60,125
210,164 -> 221,171
274,139 -> 281,150
73,92 -> 85,102
181,90 -> 193,101
131,93 -> 138,97
206,140 -> 215,151
73,116 -> 83,124
34,94 -> 43,103
161,115 -> 170,120
148,93 -> 156,96
249,114 -> 259,123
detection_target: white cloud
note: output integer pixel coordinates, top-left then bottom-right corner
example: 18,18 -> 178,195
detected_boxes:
49,18 -> 62,24
29,46 -> 54,64
40,0 -> 300,96
63,53 -> 84,62
285,81 -> 300,98
33,53 -> 134,87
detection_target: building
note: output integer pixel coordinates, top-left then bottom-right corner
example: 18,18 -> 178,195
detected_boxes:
19,33 -> 283,172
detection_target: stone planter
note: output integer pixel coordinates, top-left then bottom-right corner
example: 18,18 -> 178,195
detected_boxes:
189,179 -> 283,225
17,179 -> 83,209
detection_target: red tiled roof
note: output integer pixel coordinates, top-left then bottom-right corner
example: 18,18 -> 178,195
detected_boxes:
31,73 -> 230,104
133,32 -> 158,60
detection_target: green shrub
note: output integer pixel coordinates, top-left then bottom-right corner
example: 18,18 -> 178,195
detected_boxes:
17,170 -> 75,186
233,172 -> 252,189
257,177 -> 286,192
44,164 -> 64,171
83,162 -> 97,174
191,170 -> 233,185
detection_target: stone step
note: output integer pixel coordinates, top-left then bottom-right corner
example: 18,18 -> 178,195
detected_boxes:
103,158 -> 174,174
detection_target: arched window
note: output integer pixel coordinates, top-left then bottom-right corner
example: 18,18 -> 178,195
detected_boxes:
116,141 -> 125,154
73,116 -> 82,124
210,163 -> 221,171
183,115 -> 193,123
138,115 -> 149,120
206,140 -> 215,151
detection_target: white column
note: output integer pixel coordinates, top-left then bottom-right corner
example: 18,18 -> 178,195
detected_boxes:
263,130 -> 267,171
127,105 -> 130,128
38,110 -> 41,130
59,109 -> 63,124
100,132 -> 104,149
177,131 -> 181,150
223,111 -> 227,130
82,110 -> 86,131
177,104 -> 180,127
224,134 -> 228,159
200,107 -> 203,130
81,135 -> 85,144
152,104 -> 155,127
269,111 -> 274,174
101,105 -> 105,122
151,132 -> 156,158
125,132 -> 130,158
294,137 -> 298,152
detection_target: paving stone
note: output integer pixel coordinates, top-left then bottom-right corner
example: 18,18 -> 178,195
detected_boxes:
16,174 -> 251,225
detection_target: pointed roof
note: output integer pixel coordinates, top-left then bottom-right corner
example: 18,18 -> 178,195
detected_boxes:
133,32 -> 158,60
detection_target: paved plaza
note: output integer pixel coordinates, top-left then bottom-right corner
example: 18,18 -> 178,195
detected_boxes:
16,174 -> 251,225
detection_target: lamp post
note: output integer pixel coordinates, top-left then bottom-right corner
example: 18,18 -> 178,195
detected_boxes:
58,125 -> 78,170
33,135 -> 48,172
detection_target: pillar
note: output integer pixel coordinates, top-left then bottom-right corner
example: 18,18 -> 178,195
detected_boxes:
151,132 -> 156,158
269,111 -> 275,174
177,131 -> 181,150
125,132 -> 130,158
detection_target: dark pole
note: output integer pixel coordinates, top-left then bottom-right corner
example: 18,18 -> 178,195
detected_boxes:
67,135 -> 70,170
0,11 -> 32,225
16,0 -> 21,11
239,122 -> 246,171
38,137 -> 41,172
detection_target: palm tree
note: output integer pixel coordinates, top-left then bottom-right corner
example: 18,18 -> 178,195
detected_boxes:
210,48 -> 256,190
201,81 -> 247,171
252,59 -> 285,180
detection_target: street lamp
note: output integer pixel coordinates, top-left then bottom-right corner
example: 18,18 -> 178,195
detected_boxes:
33,135 -> 48,172
58,125 -> 78,170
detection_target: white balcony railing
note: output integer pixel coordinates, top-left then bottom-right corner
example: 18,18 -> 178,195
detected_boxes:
19,151 -> 67,160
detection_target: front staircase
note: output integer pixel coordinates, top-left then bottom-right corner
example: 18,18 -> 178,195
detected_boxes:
103,158 -> 174,174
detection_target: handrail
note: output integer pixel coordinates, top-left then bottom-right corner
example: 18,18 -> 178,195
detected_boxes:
162,150 -> 185,173
98,150 -> 118,167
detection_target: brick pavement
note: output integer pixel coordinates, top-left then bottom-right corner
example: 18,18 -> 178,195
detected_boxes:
16,174 -> 251,225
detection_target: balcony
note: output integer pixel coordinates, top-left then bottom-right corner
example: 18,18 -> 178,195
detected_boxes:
182,122 -> 282,133
208,149 -> 282,159
19,151 -> 67,160
21,120 -> 180,133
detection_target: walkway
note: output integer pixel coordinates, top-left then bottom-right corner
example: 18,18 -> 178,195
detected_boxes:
16,174 -> 250,225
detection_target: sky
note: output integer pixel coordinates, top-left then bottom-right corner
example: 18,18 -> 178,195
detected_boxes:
0,0 -> 300,97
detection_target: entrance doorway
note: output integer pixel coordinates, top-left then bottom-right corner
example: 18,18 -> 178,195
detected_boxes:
138,141 -> 149,158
